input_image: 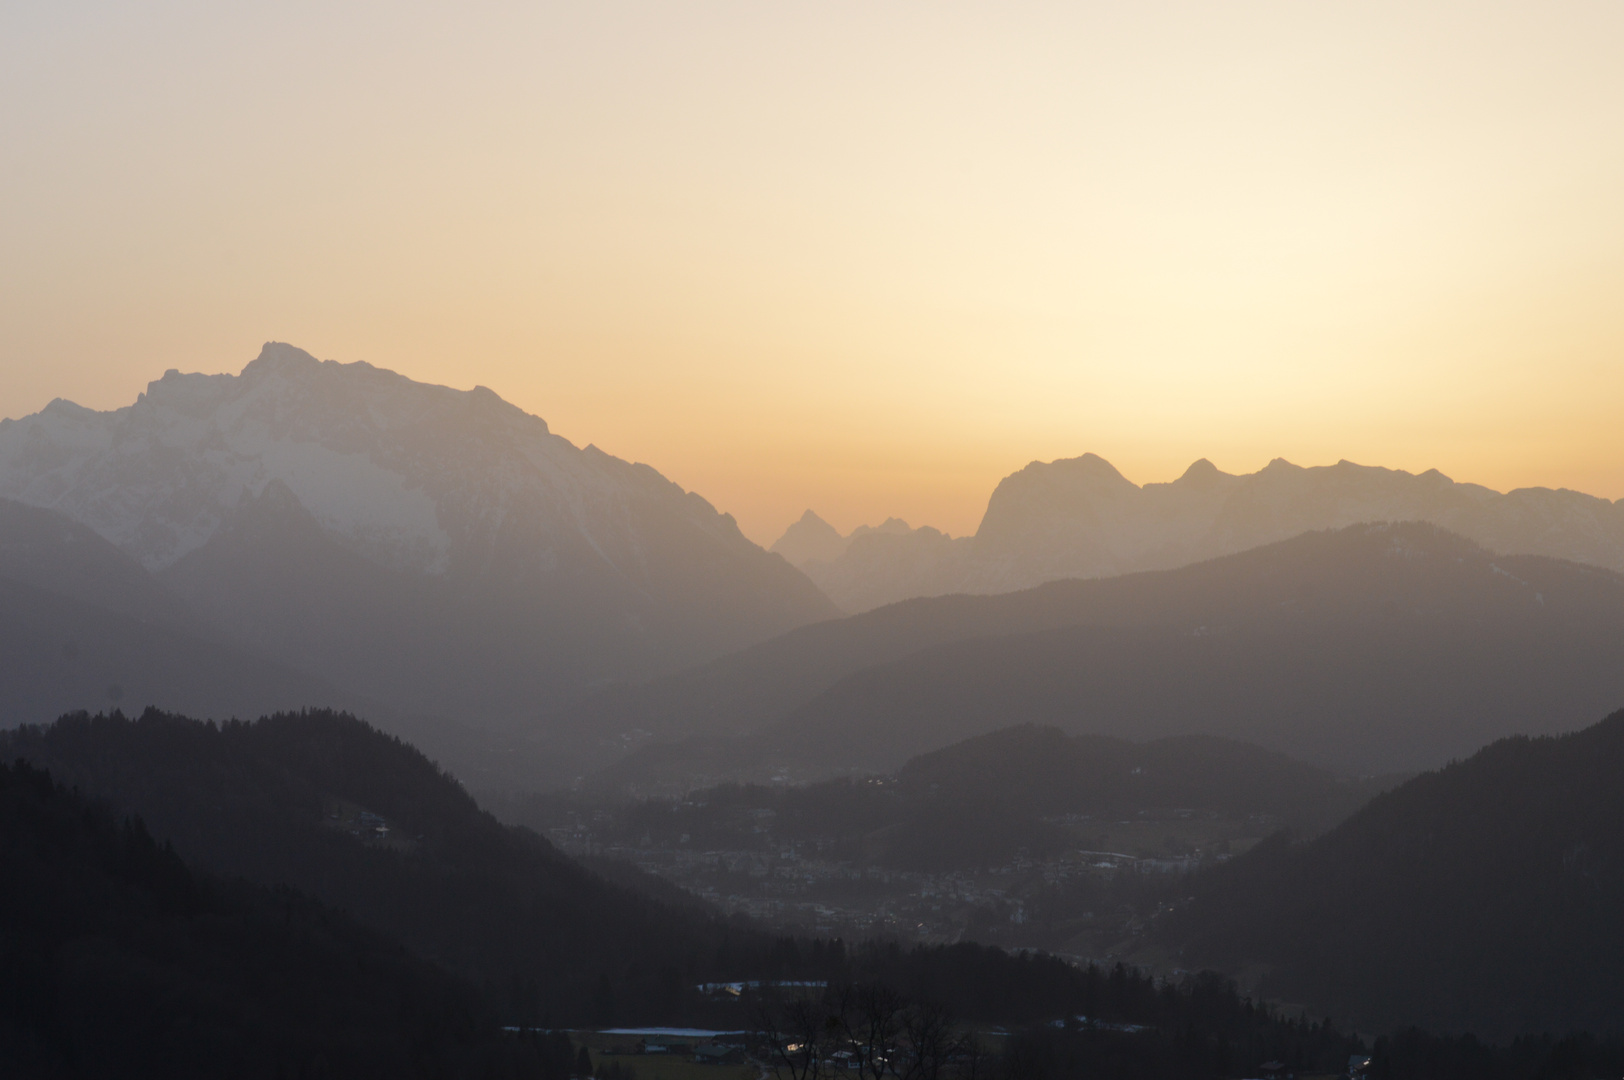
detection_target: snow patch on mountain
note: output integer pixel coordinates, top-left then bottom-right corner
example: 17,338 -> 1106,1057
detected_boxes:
0,350 -> 460,571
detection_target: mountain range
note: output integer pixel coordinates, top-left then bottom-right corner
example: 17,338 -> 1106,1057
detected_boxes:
568,523 -> 1624,785
8,343 -> 1624,795
0,343 -> 836,781
778,454 -> 1624,612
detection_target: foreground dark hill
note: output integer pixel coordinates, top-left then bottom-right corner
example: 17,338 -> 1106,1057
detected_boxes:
0,343 -> 835,738
568,523 -> 1624,782
0,709 -> 769,1025
0,759 -> 550,1080
1167,708 -> 1624,1039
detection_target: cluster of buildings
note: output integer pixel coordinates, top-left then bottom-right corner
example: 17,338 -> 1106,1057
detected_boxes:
549,819 -> 1125,946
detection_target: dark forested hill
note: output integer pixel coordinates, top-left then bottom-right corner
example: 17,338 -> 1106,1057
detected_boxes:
549,725 -> 1386,874
0,758 -> 558,1079
1165,708 -> 1624,1039
574,523 -> 1624,782
0,709 -> 767,1026
895,725 -> 1377,824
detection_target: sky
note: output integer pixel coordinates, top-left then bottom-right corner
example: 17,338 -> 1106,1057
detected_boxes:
3,2 -> 1622,546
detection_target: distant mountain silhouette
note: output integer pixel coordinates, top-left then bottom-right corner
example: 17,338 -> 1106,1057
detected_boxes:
563,523 -> 1624,782
771,512 -> 966,612
770,509 -> 850,565
0,497 -> 191,625
0,498 -> 350,726
777,454 -> 1624,612
1166,708 -> 1624,1038
0,344 -> 837,780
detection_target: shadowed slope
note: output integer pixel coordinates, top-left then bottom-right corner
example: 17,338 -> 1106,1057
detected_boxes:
1167,709 -> 1624,1038
1,709 -> 766,1025
565,523 -> 1624,781
0,759 -> 531,1079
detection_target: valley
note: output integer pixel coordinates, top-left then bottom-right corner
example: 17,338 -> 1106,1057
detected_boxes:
497,725 -> 1395,964
1,348 -> 1622,1075
11,7 -> 1624,1073
526,799 -> 1268,957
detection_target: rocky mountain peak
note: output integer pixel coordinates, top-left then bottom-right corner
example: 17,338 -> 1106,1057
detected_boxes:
0,345 -> 837,722
771,510 -> 852,567
242,340 -> 323,375
1173,457 -> 1231,487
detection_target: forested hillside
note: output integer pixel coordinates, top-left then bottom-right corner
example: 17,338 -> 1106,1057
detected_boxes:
1166,708 -> 1624,1038
565,725 -> 1387,873
1,708 -> 764,1025
0,758 -> 558,1079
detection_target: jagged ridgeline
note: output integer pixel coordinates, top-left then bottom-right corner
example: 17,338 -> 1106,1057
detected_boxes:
0,343 -> 837,783
774,453 -> 1624,614
0,757 -> 578,1080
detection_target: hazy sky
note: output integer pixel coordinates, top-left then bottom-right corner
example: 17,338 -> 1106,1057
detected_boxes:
4,2 -> 1622,545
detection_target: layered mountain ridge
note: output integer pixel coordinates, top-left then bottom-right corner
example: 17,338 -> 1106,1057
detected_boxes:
0,344 -> 837,739
568,522 -> 1624,783
781,453 -> 1624,612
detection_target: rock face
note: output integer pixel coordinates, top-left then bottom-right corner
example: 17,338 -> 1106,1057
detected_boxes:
0,343 -> 837,723
771,512 -> 970,612
769,510 -> 849,566
777,454 -> 1624,612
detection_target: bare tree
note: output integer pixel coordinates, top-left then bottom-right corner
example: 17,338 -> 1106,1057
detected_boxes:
896,1001 -> 955,1080
756,993 -> 831,1080
949,1031 -> 996,1080
834,982 -> 910,1080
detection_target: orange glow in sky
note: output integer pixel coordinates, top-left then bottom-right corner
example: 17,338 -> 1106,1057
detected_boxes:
3,2 -> 1622,544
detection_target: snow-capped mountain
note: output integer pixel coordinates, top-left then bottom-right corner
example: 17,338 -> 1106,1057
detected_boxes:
0,343 -> 837,727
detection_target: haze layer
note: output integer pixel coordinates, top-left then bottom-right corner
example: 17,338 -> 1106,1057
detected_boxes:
5,2 -> 1624,541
